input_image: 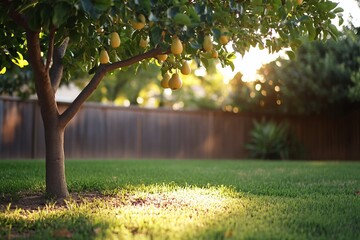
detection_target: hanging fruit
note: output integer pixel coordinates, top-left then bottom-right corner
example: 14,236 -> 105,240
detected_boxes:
203,35 -> 213,52
171,36 -> 183,55
211,49 -> 219,58
160,72 -> 171,88
139,38 -> 148,48
99,49 -> 109,64
157,54 -> 168,62
131,14 -> 146,30
110,32 -> 121,48
219,28 -> 230,45
168,73 -> 182,90
181,61 -> 191,75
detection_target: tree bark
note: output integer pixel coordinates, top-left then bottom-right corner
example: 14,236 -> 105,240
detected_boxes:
43,118 -> 69,198
26,31 -> 69,198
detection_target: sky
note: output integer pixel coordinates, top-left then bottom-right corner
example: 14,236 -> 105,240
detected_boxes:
339,0 -> 360,26
220,0 -> 360,83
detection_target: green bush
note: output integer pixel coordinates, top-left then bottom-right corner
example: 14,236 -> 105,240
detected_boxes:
246,119 -> 301,160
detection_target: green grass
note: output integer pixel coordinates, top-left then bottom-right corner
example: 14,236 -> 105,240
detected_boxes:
0,159 -> 359,239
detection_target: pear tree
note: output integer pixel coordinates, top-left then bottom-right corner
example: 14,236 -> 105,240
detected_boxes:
0,0 -> 343,198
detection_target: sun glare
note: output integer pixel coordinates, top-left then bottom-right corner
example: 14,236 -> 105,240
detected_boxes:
219,47 -> 280,83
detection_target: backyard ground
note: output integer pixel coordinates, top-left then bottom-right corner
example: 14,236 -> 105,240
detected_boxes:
0,160 -> 359,239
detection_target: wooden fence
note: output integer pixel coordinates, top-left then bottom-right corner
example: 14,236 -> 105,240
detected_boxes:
0,97 -> 359,160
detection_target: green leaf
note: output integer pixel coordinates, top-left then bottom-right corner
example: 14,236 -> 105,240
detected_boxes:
187,6 -> 200,22
200,57 -> 209,68
250,0 -> 262,6
137,0 -> 151,14
167,7 -> 180,18
332,7 -> 344,14
189,41 -> 202,50
278,6 -> 287,21
27,7 -> 42,31
305,22 -> 316,40
253,6 -> 264,14
52,2 -> 71,28
286,51 -> 296,60
173,13 -> 191,26
93,0 -> 113,11
212,28 -> 221,41
150,26 -> 162,46
228,60 -> 235,72
80,0 -> 93,13
338,16 -> 344,26
317,2 -> 338,12
40,3 -> 52,29
328,24 -> 339,39
80,0 -> 102,19
227,53 -> 236,60
110,50 -> 120,62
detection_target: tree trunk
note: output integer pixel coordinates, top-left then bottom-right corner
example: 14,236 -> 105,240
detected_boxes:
24,31 -> 69,199
43,118 -> 69,198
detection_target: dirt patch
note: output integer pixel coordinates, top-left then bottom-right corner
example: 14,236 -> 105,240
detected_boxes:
0,193 -> 47,211
0,192 -> 98,211
0,192 -> 191,211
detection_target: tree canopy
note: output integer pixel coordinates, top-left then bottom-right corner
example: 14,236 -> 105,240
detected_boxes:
1,0 -> 343,94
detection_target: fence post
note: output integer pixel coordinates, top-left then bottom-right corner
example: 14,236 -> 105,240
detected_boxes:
31,100 -> 37,159
136,110 -> 142,159
0,99 -> 3,155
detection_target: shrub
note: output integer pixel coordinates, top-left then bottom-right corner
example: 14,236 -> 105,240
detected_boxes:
246,119 -> 301,160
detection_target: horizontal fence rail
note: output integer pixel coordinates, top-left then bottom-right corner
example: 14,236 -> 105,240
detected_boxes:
0,97 -> 359,160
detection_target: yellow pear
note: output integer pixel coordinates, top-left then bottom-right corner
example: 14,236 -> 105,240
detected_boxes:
181,61 -> 191,75
99,49 -> 109,64
160,72 -> 171,88
139,38 -> 148,48
171,37 -> 183,55
203,35 -> 213,52
157,54 -> 168,61
168,73 -> 182,90
110,32 -> 121,48
219,28 -> 230,45
138,14 -> 146,23
131,21 -> 145,30
131,14 -> 146,30
211,49 -> 218,58
219,35 -> 229,45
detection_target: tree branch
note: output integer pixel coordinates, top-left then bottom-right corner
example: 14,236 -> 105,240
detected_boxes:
27,31 -> 59,120
104,47 -> 163,72
50,37 -> 69,92
59,47 -> 162,128
45,26 -> 55,72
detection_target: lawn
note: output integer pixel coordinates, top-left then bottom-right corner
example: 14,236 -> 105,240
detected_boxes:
0,160 -> 359,239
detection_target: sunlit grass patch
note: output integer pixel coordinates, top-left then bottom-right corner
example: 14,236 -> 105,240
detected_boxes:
1,184 -> 246,239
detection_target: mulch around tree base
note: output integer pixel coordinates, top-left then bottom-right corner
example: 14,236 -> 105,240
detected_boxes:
0,191 -> 191,211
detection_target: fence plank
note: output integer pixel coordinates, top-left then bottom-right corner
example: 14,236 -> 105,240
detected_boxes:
0,97 -> 359,160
